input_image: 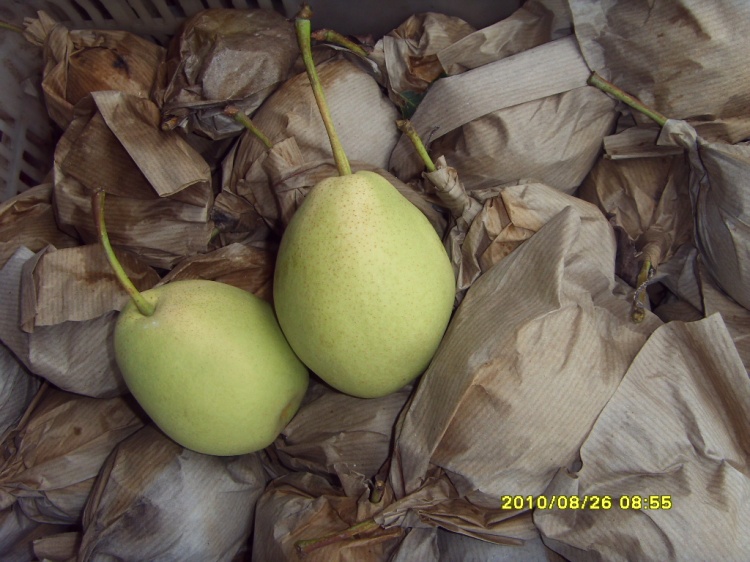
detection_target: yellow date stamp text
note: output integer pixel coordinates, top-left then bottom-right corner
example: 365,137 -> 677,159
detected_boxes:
500,494 -> 673,511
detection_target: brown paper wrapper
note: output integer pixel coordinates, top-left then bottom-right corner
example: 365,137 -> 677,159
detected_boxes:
570,0 -> 750,143
438,0 -> 572,75
156,8 -> 298,139
273,380 -> 412,497
23,11 -> 165,131
253,472 -> 403,561
158,242 -> 275,302
657,119 -> 750,311
368,12 -> 475,114
53,91 -> 214,269
228,57 -> 400,174
379,184 -> 661,541
79,425 -> 267,561
0,183 -> 79,269
222,134 -> 446,240
578,147 -> 693,286
0,343 -> 41,437
536,314 -> 750,560
0,505 -> 73,562
0,244 -> 157,397
0,386 -> 144,527
389,35 -> 615,194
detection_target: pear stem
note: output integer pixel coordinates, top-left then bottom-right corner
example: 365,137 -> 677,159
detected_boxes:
587,73 -> 668,127
224,105 -> 274,149
397,119 -> 437,173
92,190 -> 155,317
311,28 -> 369,58
296,518 -> 399,557
631,259 -> 653,324
0,20 -> 24,34
295,4 -> 352,176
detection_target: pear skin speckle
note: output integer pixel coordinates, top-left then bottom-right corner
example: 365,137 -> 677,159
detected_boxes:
274,170 -> 455,398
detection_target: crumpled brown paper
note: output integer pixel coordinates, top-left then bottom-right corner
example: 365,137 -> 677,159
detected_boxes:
78,425 -> 267,561
0,247 -> 127,397
0,343 -> 41,437
53,91 -> 214,269
0,183 -> 79,269
221,134 -> 446,240
577,145 -> 693,286
0,386 -> 144,528
657,119 -> 750,311
376,183 -> 661,542
438,0 -> 572,75
0,504 -> 72,562
570,0 -> 750,143
389,35 -> 617,194
273,380 -> 412,498
23,11 -> 165,131
536,314 -> 750,561
368,12 -> 475,114
158,241 -> 276,302
228,56 -> 400,174
156,8 -> 298,139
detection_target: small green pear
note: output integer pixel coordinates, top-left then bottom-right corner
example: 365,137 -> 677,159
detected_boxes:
274,170 -> 455,398
272,9 -> 455,399
94,192 -> 308,456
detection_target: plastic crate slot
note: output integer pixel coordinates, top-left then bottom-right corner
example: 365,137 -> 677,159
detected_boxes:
162,0 -> 188,18
85,0 -> 116,21
21,148 -> 47,173
17,169 -> 38,190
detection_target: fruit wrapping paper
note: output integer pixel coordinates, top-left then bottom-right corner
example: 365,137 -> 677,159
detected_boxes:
22,11 -> 165,132
0,386 -> 145,557
155,9 -> 298,139
569,0 -> 750,143
367,12 -> 476,114
53,90 -> 215,270
0,2 -> 748,561
220,137 -> 446,240
577,144 -> 693,286
75,425 -> 267,561
389,34 -> 618,194
0,184 -> 79,269
536,314 -> 750,560
226,54 -> 400,176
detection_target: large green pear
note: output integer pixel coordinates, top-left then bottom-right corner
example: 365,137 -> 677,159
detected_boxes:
114,279 -> 309,456
273,170 -> 455,398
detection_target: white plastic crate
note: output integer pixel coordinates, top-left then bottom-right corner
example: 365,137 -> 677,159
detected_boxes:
0,0 -> 518,202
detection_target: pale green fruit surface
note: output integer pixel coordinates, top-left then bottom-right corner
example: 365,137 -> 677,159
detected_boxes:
114,279 -> 309,456
273,170 -> 455,398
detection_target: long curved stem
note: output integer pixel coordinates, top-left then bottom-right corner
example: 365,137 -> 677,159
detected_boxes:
92,190 -> 155,317
312,28 -> 369,58
295,4 -> 351,176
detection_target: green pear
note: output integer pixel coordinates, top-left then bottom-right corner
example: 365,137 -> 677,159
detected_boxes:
93,192 -> 308,456
272,9 -> 455,399
274,170 -> 455,398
